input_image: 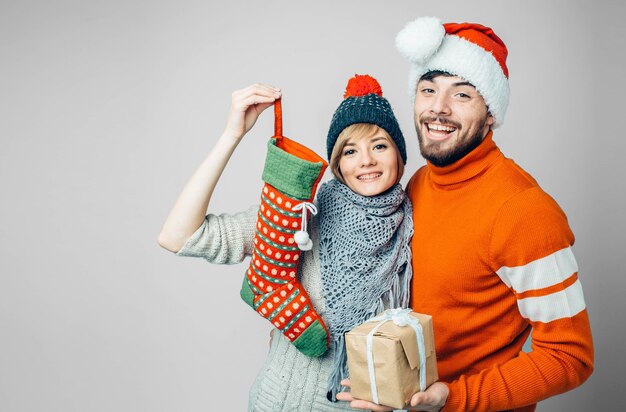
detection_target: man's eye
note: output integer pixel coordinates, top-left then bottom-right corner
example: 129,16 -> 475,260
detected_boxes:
456,92 -> 470,98
421,88 -> 435,94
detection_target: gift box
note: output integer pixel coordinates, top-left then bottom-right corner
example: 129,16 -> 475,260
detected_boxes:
345,308 -> 438,409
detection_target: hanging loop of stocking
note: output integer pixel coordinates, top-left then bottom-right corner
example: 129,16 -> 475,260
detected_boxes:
269,99 -> 326,174
274,98 -> 283,138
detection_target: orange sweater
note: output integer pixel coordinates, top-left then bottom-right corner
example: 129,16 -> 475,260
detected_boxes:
407,132 -> 593,411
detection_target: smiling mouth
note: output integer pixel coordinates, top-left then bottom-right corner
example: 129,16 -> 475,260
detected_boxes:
357,173 -> 382,181
427,123 -> 457,133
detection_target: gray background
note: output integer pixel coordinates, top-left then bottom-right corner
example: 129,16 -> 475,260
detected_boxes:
2,0 -> 624,410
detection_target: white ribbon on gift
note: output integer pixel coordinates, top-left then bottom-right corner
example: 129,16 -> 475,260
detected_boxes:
365,308 -> 427,405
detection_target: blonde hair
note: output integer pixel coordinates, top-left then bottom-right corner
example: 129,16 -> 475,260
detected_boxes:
330,123 -> 404,186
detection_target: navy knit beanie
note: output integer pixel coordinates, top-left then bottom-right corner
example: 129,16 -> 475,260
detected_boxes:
326,74 -> 406,164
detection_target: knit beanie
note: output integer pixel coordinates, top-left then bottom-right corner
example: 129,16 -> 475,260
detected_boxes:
326,74 -> 406,164
396,16 -> 509,127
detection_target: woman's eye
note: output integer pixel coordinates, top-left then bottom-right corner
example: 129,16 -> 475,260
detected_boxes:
373,144 -> 388,151
343,149 -> 355,156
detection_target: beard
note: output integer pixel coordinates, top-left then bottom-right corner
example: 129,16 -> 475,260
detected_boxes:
416,116 -> 488,167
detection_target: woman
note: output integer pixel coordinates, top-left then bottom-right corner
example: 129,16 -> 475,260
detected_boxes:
158,75 -> 412,411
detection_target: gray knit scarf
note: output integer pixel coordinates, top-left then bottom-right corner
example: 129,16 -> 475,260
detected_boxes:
317,179 -> 413,401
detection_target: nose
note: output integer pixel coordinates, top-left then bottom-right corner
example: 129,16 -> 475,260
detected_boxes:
360,150 -> 376,167
430,93 -> 451,116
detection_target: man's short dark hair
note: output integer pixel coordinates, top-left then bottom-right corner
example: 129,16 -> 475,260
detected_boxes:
419,70 -> 454,82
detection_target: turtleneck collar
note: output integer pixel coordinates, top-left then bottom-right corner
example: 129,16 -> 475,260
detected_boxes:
426,131 -> 502,186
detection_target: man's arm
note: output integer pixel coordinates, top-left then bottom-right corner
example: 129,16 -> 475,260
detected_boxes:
441,188 -> 593,411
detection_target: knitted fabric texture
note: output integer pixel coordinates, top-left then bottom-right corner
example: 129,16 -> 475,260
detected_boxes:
263,138 -> 325,200
317,179 -> 413,399
326,75 -> 406,164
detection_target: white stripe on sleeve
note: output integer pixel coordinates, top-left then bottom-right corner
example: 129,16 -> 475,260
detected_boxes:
496,246 -> 578,293
517,279 -> 586,323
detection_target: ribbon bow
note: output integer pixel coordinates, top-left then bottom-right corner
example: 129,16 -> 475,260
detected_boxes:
365,308 -> 427,405
292,202 -> 317,251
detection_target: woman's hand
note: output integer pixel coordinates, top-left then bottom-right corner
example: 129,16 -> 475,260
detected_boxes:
223,83 -> 281,141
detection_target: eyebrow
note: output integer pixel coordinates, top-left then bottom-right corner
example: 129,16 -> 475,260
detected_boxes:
419,79 -> 476,89
453,81 -> 475,88
344,136 -> 388,146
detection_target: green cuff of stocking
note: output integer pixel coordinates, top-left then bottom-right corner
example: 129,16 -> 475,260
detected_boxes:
262,139 -> 324,201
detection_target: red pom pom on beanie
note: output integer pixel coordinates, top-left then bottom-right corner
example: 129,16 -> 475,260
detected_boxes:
343,74 -> 383,98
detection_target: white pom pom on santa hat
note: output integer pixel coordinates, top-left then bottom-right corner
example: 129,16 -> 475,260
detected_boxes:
395,16 -> 445,64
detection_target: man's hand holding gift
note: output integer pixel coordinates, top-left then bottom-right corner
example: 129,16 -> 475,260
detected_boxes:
337,379 -> 449,412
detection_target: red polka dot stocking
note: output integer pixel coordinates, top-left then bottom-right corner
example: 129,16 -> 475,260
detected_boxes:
240,100 -> 329,357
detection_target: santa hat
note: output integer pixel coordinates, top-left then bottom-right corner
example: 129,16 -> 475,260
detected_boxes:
396,17 -> 509,128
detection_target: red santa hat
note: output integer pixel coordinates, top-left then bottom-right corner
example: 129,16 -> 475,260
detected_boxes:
396,16 -> 509,128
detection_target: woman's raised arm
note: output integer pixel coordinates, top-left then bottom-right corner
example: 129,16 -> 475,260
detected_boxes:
157,84 -> 281,252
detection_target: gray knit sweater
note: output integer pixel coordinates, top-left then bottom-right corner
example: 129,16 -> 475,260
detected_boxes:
175,206 -> 362,412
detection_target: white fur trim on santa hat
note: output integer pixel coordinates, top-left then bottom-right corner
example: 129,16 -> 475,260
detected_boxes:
398,21 -> 510,128
395,16 -> 445,63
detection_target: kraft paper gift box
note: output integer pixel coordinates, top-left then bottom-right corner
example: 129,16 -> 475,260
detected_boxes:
345,309 -> 438,409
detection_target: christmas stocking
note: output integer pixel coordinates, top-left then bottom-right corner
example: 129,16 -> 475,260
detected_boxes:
240,99 -> 329,357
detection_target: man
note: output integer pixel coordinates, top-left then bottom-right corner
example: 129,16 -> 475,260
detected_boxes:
337,17 -> 594,411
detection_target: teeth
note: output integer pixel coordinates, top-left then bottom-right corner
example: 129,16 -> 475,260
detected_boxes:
428,124 -> 455,132
358,173 -> 381,180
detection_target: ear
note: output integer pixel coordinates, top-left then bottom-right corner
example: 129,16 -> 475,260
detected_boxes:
486,111 -> 495,127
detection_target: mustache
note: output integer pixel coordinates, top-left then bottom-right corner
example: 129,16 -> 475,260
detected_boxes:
419,116 -> 461,129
